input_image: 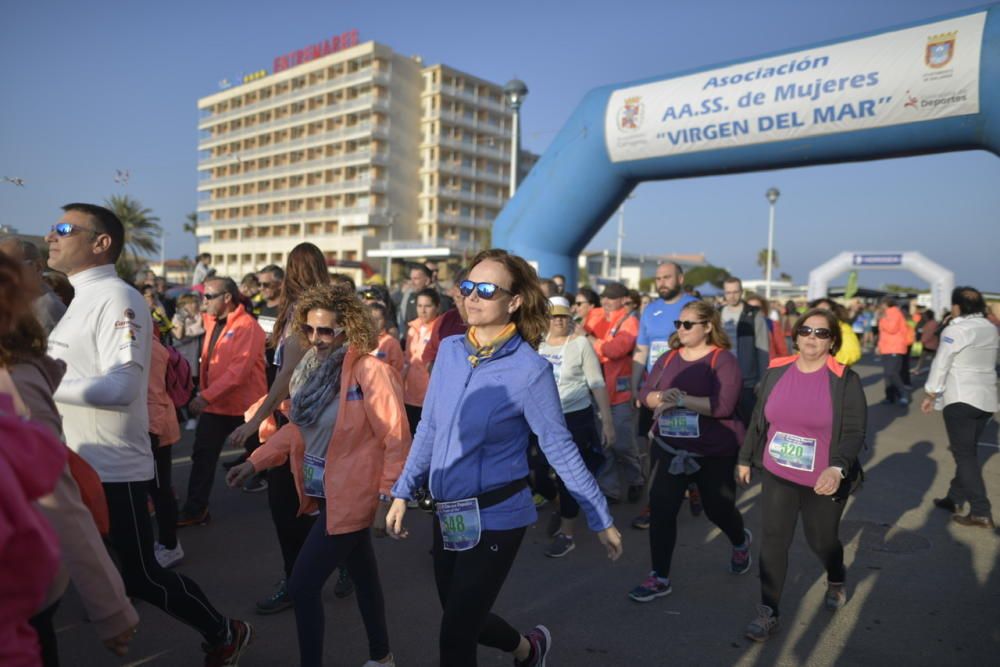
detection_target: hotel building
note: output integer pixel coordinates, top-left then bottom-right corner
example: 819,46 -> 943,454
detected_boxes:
196,37 -> 528,281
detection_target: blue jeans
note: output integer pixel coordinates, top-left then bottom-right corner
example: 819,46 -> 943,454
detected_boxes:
598,401 -> 644,499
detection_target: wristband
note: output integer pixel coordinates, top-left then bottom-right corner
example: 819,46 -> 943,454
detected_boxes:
677,392 -> 686,409
378,493 -> 393,503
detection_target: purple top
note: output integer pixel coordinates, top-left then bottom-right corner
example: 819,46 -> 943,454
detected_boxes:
763,363 -> 833,487
640,348 -> 744,457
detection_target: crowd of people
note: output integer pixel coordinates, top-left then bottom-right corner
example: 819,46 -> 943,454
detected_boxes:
0,202 -> 997,666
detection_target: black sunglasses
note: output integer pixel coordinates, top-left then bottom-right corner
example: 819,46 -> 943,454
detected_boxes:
203,292 -> 225,300
459,280 -> 513,300
673,319 -> 707,330
797,325 -> 833,340
51,222 -> 99,237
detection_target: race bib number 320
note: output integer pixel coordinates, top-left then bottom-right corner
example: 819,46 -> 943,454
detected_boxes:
768,431 -> 817,472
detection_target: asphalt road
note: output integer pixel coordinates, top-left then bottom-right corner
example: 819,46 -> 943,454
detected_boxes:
53,357 -> 1000,666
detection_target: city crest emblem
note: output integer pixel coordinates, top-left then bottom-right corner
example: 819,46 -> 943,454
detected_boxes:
925,31 -> 956,69
617,96 -> 644,132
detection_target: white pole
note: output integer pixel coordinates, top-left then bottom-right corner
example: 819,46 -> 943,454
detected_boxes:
509,109 -> 520,198
384,214 -> 394,282
615,200 -> 625,280
765,201 -> 775,300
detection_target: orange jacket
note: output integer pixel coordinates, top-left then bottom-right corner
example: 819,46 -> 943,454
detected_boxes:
372,331 -> 404,374
590,307 -> 639,405
403,316 -> 438,407
249,347 -> 411,535
147,338 -> 180,445
877,306 -> 909,355
200,304 -> 267,416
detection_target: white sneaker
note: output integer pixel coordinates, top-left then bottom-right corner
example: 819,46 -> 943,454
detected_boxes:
185,418 -> 197,431
154,541 -> 184,568
361,656 -> 395,667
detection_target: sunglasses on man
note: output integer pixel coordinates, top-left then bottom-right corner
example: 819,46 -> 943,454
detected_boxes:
51,222 -> 100,237
300,324 -> 344,338
458,280 -> 513,300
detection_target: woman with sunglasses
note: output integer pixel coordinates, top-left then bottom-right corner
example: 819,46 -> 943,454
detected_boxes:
628,301 -> 751,603
227,284 -> 409,667
737,307 -> 867,642
386,249 -> 622,667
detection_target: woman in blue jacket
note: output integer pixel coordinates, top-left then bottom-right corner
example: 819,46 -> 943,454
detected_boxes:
387,249 -> 623,667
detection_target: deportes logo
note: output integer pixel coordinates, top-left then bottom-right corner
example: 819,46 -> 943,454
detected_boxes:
617,96 -> 644,131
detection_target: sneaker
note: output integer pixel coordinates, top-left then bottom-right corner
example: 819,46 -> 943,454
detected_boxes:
241,474 -> 268,493
176,509 -> 211,528
154,541 -> 185,569
952,513 -> 996,529
628,572 -> 672,602
825,581 -> 847,610
745,605 -> 780,642
255,579 -> 293,615
898,396 -> 910,406
932,497 -> 958,513
687,486 -> 703,517
532,493 -> 548,509
334,568 -> 355,598
546,511 -> 562,538
185,418 -> 198,431
730,528 -> 753,575
514,625 -> 551,667
631,507 -> 651,530
361,656 -> 395,667
544,534 -> 575,558
203,618 -> 253,666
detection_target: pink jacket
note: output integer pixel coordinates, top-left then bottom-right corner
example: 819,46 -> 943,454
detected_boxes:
877,306 -> 910,355
0,394 -> 65,667
200,304 -> 267,416
250,347 -> 411,535
148,338 -> 180,445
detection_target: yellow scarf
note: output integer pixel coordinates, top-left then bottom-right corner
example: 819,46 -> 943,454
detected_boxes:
465,322 -> 518,368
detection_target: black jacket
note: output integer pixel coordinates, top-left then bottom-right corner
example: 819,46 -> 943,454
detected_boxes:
738,356 -> 867,479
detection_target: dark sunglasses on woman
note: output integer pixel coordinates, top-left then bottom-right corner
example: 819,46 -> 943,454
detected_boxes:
797,325 -> 832,339
673,319 -> 707,330
458,280 -> 513,300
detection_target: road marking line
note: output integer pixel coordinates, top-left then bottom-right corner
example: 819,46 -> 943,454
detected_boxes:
123,651 -> 171,666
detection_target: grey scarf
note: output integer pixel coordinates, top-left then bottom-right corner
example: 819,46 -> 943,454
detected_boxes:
290,346 -> 347,427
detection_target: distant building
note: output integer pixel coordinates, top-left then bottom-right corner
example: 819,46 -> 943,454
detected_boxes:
579,250 -> 708,288
196,35 -> 532,282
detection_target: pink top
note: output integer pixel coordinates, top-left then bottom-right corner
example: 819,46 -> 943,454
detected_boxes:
763,363 -> 833,487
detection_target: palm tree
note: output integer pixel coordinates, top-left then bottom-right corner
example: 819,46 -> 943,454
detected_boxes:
183,211 -> 198,240
105,195 -> 162,279
756,247 -> 779,276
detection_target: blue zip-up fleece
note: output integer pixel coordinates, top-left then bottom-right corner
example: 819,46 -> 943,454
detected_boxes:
392,333 -> 613,532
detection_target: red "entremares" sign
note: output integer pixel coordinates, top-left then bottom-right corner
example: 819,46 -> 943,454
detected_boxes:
273,29 -> 360,73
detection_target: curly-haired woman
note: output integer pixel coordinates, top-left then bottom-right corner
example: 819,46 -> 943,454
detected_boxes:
227,284 -> 410,667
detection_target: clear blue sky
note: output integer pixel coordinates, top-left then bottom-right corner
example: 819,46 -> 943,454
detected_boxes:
1,0 -> 996,290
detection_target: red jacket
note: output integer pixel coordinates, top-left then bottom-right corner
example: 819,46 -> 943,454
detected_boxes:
877,306 -> 909,355
590,308 -> 639,405
200,304 -> 267,416
249,347 -> 411,535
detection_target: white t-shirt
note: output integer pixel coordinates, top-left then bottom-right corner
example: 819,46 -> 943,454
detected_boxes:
538,335 -> 606,413
49,265 -> 154,482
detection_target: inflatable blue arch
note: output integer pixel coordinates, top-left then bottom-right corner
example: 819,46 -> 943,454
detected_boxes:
493,4 -> 999,285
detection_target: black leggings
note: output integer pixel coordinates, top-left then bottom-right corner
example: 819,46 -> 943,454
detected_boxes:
943,402 -> 993,515
103,481 -> 228,643
648,453 -> 745,578
759,471 -> 847,615
29,599 -> 60,667
149,434 -> 178,549
556,406 -> 604,520
268,461 -> 316,578
287,510 -> 389,666
433,522 -> 525,667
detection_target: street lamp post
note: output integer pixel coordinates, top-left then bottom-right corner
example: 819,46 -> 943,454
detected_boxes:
384,212 -> 398,282
503,79 -> 528,198
765,187 -> 780,301
615,194 -> 635,281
